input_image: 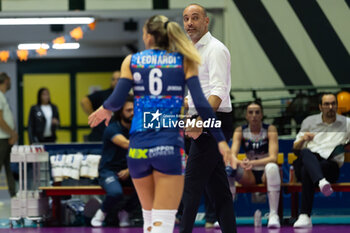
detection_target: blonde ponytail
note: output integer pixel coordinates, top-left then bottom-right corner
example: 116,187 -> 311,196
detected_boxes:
145,15 -> 201,65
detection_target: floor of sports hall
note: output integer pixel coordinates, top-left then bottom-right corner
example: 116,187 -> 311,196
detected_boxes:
1,191 -> 350,232
1,172 -> 350,233
1,226 -> 349,233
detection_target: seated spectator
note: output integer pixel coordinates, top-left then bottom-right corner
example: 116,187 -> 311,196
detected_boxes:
292,93 -> 350,228
230,101 -> 281,228
81,71 -> 120,141
28,87 -> 60,144
91,96 -> 141,227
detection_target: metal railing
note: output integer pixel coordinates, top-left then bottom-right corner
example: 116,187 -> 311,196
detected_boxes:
231,84 -> 350,103
230,84 -> 350,135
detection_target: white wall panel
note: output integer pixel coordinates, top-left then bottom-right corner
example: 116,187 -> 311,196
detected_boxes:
224,0 -> 289,101
169,0 -> 226,9
2,0 -> 68,11
86,0 -> 152,10
262,0 -> 337,86
317,0 -> 350,54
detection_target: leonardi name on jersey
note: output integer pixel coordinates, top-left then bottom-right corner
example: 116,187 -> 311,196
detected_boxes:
137,54 -> 178,66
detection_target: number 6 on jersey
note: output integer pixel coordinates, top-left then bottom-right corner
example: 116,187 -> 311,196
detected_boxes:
149,68 -> 163,95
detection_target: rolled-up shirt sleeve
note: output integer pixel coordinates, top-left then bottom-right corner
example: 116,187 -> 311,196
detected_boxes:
208,45 -> 231,101
294,116 -> 312,143
295,124 -> 306,143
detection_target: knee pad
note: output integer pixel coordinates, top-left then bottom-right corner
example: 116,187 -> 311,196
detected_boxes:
142,209 -> 152,233
151,209 -> 177,233
265,163 -> 281,191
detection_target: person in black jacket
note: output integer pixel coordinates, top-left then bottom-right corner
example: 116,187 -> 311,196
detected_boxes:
28,87 -> 60,144
80,71 -> 120,142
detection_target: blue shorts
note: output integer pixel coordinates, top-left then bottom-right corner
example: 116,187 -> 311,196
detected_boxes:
127,145 -> 186,178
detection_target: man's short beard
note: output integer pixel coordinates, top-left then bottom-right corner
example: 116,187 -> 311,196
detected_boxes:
122,116 -> 132,124
326,110 -> 336,117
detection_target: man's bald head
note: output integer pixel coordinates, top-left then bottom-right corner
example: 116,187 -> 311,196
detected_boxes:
183,4 -> 209,43
184,3 -> 207,17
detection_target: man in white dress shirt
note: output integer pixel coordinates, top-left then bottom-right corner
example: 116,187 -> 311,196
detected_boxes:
292,93 -> 350,228
0,72 -> 17,197
179,4 -> 236,233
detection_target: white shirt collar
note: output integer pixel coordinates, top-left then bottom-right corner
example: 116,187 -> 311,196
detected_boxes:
195,31 -> 211,48
315,113 -> 323,125
316,112 -> 343,125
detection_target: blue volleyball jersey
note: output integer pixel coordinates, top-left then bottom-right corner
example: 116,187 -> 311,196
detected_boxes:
129,49 -> 185,148
242,123 -> 269,170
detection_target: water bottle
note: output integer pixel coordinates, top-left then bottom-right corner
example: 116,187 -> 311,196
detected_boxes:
289,165 -> 295,183
254,209 -> 262,227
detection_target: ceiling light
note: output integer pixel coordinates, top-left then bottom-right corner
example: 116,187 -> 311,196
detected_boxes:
52,43 -> 80,50
0,17 -> 94,25
18,43 -> 49,50
17,43 -> 80,50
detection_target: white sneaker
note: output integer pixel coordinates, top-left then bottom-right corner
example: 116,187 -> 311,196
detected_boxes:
293,214 -> 312,228
267,213 -> 280,228
118,210 -> 130,227
319,178 -> 333,197
213,221 -> 220,228
91,209 -> 106,227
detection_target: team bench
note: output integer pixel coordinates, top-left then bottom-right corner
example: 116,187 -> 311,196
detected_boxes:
235,153 -> 285,219
39,153 -> 284,224
39,185 -> 134,224
284,152 -> 350,218
39,152 -> 349,224
235,152 -> 350,220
